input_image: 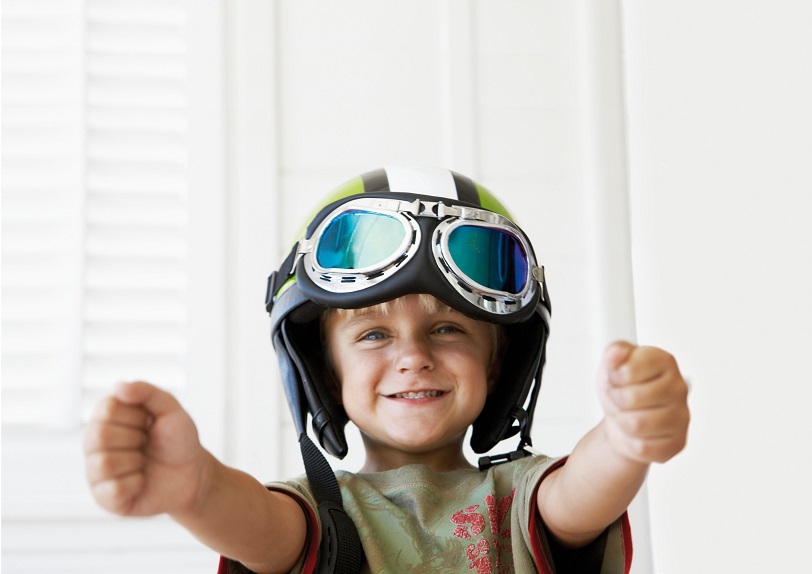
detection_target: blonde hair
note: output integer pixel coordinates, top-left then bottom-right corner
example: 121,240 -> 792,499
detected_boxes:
328,293 -> 448,319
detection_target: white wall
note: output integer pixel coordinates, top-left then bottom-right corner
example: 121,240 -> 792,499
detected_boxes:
623,2 -> 812,572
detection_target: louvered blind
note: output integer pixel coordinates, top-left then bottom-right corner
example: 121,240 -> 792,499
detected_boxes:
2,0 -> 193,428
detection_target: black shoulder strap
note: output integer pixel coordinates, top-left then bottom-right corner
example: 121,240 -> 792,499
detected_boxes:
299,433 -> 364,573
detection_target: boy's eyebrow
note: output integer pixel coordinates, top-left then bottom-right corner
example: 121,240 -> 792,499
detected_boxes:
335,308 -> 386,327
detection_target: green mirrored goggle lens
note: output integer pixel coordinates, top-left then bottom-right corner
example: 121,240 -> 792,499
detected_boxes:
316,210 -> 407,270
447,225 -> 528,294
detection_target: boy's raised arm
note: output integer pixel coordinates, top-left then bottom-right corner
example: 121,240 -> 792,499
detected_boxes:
537,342 -> 690,549
83,381 -> 307,574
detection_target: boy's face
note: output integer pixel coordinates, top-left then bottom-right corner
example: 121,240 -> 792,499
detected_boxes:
323,294 -> 496,469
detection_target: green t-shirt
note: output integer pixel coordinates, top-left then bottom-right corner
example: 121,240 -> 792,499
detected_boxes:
222,455 -> 631,573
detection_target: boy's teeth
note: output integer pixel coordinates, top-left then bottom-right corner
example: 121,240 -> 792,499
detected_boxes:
392,390 -> 442,399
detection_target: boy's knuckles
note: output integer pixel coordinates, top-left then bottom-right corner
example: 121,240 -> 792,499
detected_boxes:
622,347 -> 677,381
672,377 -> 690,401
82,422 -> 102,453
610,386 -> 645,411
638,346 -> 676,365
629,435 -> 686,464
624,437 -> 667,463
94,397 -> 150,427
112,475 -> 145,513
627,439 -> 650,461
91,396 -> 117,420
85,452 -> 111,482
617,412 -> 649,436
650,440 -> 684,464
84,422 -> 147,453
617,403 -> 688,440
93,474 -> 144,514
671,434 -> 688,456
86,451 -> 145,483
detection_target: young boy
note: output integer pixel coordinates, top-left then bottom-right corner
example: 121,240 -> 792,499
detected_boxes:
84,167 -> 690,573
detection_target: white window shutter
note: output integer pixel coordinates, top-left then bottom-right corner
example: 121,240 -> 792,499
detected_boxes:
3,2 -> 225,572
2,0 -> 195,429
2,0 -> 89,427
82,1 -> 192,418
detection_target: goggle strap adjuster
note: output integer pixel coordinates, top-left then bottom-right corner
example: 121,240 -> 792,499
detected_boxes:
265,272 -> 277,313
477,407 -> 534,471
478,448 -> 532,471
267,247 -> 301,313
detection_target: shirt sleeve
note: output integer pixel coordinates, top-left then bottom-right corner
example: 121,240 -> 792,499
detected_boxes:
217,482 -> 321,574
517,456 -> 633,574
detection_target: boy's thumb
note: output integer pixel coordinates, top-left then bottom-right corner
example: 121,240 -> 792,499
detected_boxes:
603,340 -> 636,371
114,381 -> 181,418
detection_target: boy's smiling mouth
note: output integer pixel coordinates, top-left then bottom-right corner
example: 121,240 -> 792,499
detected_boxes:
388,390 -> 446,399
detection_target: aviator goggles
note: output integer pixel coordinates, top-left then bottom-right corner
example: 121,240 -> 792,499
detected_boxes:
293,196 -> 545,316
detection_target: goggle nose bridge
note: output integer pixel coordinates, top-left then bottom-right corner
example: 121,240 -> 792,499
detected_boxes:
414,199 -> 516,225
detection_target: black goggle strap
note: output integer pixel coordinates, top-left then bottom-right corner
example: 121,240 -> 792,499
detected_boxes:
300,433 -> 364,573
266,247 -> 298,313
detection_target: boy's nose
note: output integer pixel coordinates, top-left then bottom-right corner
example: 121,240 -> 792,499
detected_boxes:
396,336 -> 435,373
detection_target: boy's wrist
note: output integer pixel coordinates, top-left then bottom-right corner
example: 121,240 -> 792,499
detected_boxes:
596,419 -> 652,473
169,448 -> 219,522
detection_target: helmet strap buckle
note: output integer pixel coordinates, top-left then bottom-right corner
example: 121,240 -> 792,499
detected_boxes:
477,448 -> 532,470
477,406 -> 535,471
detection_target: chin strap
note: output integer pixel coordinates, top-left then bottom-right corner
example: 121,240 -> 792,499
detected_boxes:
477,407 -> 533,470
478,360 -> 545,471
299,433 -> 364,573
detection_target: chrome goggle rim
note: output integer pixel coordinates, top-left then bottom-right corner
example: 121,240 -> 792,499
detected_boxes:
431,218 -> 539,316
297,198 -> 422,294
295,196 -> 543,313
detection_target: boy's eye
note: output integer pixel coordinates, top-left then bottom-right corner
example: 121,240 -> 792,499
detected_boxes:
435,324 -> 461,335
361,330 -> 387,341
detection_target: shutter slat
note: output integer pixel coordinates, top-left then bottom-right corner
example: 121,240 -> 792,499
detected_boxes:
89,107 -> 188,132
2,0 -> 192,427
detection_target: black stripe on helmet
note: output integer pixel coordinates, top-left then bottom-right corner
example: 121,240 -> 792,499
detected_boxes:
361,168 -> 390,193
451,171 -> 481,206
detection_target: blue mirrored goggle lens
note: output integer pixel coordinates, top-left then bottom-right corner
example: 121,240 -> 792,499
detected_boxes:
447,225 -> 528,293
316,210 -> 406,269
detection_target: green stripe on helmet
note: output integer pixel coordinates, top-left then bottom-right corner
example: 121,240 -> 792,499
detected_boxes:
324,174 -> 367,203
276,275 -> 297,299
292,175 -> 366,242
285,175 -> 370,299
475,182 -> 514,220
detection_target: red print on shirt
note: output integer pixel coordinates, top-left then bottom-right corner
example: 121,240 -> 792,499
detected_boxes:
450,488 -> 515,573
